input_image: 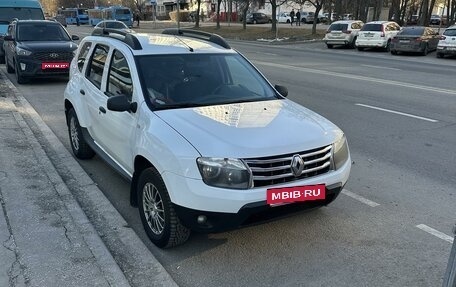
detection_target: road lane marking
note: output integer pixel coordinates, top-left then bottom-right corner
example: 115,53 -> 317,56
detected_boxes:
255,61 -> 456,95
361,64 -> 401,71
416,224 -> 454,243
355,103 -> 439,123
342,189 -> 380,207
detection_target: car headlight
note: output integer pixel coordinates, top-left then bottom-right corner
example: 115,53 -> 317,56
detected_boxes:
197,157 -> 252,189
16,47 -> 32,56
333,134 -> 349,170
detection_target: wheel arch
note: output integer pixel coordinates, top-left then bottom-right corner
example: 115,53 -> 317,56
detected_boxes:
64,99 -> 74,125
130,155 -> 154,207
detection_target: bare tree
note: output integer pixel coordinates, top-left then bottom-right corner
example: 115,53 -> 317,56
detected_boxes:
307,0 -> 327,35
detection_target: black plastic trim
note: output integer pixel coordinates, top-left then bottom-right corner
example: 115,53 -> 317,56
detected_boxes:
162,28 -> 231,49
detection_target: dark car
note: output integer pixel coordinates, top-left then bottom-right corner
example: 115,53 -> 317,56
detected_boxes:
390,26 -> 440,55
3,20 -> 79,84
245,12 -> 271,24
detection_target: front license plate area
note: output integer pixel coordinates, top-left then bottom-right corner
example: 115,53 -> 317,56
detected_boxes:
267,184 -> 326,205
41,63 -> 69,70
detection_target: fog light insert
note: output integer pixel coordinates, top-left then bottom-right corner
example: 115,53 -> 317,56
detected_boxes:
20,63 -> 26,71
197,215 -> 207,225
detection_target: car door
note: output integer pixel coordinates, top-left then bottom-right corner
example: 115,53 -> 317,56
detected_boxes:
93,49 -> 138,174
83,43 -> 110,145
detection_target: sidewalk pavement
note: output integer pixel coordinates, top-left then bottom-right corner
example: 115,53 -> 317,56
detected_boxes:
0,71 -> 177,286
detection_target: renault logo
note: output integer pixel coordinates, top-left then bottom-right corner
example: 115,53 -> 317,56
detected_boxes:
290,154 -> 305,177
49,53 -> 59,58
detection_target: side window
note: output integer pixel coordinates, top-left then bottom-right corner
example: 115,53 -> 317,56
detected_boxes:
106,50 -> 133,101
86,44 -> 109,89
77,42 -> 92,72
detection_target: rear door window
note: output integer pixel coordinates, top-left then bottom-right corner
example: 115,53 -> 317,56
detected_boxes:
86,44 -> 109,89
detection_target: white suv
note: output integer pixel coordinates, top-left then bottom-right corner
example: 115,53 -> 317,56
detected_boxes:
356,21 -> 401,51
64,28 -> 351,248
436,25 -> 456,58
324,20 -> 364,49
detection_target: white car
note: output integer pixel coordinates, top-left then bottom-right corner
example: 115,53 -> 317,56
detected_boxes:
436,25 -> 456,58
356,21 -> 401,51
276,12 -> 292,23
64,28 -> 351,248
324,20 -> 364,48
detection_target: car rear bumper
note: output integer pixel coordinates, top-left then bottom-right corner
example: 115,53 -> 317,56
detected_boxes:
325,39 -> 351,45
437,46 -> 456,55
356,39 -> 388,48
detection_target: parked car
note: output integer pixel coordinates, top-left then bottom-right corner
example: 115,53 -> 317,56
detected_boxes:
276,12 -> 292,23
436,25 -> 456,58
64,28 -> 351,248
407,15 -> 419,25
3,19 -> 79,84
324,20 -> 364,49
94,20 -> 133,33
316,14 -> 329,23
246,12 -> 271,24
430,15 -> 441,25
356,21 -> 401,51
390,26 -> 440,55
300,11 -> 314,24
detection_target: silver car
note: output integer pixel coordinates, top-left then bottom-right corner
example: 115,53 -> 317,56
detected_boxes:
324,20 -> 364,49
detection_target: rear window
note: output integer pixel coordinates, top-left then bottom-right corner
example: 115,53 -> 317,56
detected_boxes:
398,27 -> 424,35
443,29 -> 456,36
361,24 -> 383,31
329,23 -> 348,31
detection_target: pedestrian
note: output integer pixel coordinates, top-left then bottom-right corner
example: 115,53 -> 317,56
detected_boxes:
76,17 -> 80,26
295,10 -> 301,26
290,9 -> 295,26
135,12 -> 140,27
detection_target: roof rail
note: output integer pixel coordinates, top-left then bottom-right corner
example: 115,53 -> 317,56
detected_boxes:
162,28 -> 231,49
91,28 -> 142,50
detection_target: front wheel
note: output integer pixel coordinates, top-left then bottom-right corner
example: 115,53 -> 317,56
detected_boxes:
436,52 -> 444,58
6,56 -> 13,73
421,44 -> 428,56
357,47 -> 365,51
326,44 -> 334,49
385,40 -> 391,52
349,37 -> 357,48
138,168 -> 190,248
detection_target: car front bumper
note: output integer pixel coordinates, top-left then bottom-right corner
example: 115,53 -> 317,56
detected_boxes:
15,56 -> 71,78
174,182 -> 345,233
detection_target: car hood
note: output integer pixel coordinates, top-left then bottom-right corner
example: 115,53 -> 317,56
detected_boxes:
156,100 -> 342,158
18,41 -> 78,52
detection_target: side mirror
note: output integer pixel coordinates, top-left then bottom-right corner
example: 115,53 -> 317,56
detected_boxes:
107,94 -> 137,113
275,85 -> 288,97
4,35 -> 13,41
71,35 -> 80,41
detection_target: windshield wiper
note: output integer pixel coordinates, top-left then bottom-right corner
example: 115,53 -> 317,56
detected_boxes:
154,103 -> 205,110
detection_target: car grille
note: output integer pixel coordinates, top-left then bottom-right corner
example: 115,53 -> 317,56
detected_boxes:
243,145 -> 332,188
32,52 -> 74,62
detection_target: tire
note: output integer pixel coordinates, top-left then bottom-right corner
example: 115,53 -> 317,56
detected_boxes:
15,61 -> 27,84
286,19 -> 290,23
421,44 -> 428,56
0,53 -> 4,64
67,109 -> 95,159
349,37 -> 357,48
6,56 -> 13,73
391,50 -> 398,55
437,52 -> 444,58
385,40 -> 391,52
138,168 -> 190,248
326,44 -> 333,49
357,47 -> 364,51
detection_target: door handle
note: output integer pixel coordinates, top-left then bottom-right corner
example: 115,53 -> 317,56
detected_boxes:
80,89 -> 85,95
99,107 -> 106,114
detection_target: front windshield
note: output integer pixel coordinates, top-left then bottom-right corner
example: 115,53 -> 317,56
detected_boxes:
18,23 -> 71,41
98,21 -> 127,29
0,8 -> 44,22
116,9 -> 131,15
137,53 -> 280,109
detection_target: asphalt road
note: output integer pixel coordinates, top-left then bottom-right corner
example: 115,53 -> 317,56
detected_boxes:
3,24 -> 455,287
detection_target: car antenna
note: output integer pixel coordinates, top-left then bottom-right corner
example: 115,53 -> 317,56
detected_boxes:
174,36 -> 194,52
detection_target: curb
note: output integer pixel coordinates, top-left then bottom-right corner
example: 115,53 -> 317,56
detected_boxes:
0,70 -> 178,287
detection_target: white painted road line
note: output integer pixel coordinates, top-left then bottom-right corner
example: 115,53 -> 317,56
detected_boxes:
416,224 -> 454,243
255,61 -> 456,95
342,189 -> 380,207
361,64 -> 401,71
355,103 -> 439,123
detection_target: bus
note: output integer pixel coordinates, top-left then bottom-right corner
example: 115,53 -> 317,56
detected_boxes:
58,8 -> 89,25
0,0 -> 45,63
88,8 -> 104,26
102,6 -> 133,27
